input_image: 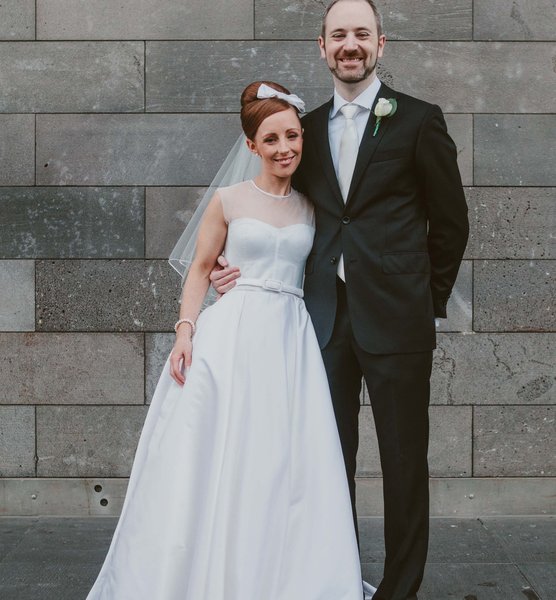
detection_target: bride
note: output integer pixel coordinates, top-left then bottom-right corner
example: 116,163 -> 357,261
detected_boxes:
86,81 -> 369,600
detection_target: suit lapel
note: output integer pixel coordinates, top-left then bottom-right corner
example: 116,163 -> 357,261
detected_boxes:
310,99 -> 344,207
346,83 -> 398,205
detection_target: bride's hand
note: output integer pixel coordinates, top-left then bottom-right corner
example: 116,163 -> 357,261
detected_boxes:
170,333 -> 193,386
210,255 -> 240,296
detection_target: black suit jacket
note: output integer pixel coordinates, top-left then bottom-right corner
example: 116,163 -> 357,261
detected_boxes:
294,84 -> 469,354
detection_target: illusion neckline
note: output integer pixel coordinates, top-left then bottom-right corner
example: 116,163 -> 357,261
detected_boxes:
250,179 -> 293,199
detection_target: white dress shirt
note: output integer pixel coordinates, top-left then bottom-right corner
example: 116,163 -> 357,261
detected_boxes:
328,76 -> 382,177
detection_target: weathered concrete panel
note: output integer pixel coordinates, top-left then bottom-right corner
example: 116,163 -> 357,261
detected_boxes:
437,260 -> 472,333
146,41 -> 554,114
0,187 -> 144,258
444,114 -> 472,186
37,0 -> 253,39
146,187 -> 205,259
357,405 -> 472,477
145,41 -> 329,113
0,261 -> 35,332
474,0 -> 556,40
433,333 -> 556,406
378,42 -> 555,113
145,333 -> 174,404
2,476 -> 554,516
36,114 -> 240,186
356,477 -> 556,517
0,0 -> 34,40
256,0 -> 472,40
0,333 -> 144,405
36,406 -> 148,477
0,115 -> 34,185
465,187 -> 556,259
475,115 -> 556,186
474,260 -> 555,332
0,407 -> 35,477
0,42 -> 144,112
35,260 -> 181,331
474,406 -> 555,476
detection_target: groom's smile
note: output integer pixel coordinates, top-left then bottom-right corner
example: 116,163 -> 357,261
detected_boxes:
318,0 -> 385,90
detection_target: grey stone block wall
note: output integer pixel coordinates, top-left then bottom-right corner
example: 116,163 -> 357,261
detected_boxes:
1,0 -> 554,516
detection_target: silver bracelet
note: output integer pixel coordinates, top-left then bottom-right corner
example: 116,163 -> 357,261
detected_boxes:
174,318 -> 196,336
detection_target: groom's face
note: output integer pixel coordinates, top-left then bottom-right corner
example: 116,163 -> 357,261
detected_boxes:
318,0 -> 385,85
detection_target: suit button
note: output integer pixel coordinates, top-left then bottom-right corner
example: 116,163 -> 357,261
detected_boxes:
342,216 -> 351,225
330,257 -> 337,264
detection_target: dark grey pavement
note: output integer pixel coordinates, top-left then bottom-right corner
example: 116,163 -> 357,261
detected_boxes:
0,516 -> 554,599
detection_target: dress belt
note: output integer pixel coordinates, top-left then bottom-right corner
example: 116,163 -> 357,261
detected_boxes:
234,278 -> 304,298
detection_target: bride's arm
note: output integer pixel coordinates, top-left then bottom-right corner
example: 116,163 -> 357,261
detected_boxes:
170,193 -> 227,385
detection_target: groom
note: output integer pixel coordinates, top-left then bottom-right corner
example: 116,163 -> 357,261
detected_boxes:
213,1 -> 469,598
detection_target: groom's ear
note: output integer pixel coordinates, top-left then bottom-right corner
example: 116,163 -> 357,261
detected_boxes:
317,36 -> 326,59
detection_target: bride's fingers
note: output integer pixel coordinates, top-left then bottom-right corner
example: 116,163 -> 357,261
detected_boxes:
170,353 -> 185,385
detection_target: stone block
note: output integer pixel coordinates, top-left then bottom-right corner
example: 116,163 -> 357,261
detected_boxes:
37,0 -> 253,39
436,260 -> 472,333
36,406 -> 148,477
146,187 -> 206,259
518,563 -> 556,600
35,260 -> 181,331
378,42 -> 554,113
0,261 -> 35,331
428,406 -> 472,477
481,517 -> 556,563
357,405 -> 472,477
0,115 -> 34,185
474,406 -> 555,476
0,479 -> 130,516
0,333 -> 144,405
0,407 -> 35,477
0,42 -> 144,112
146,41 -> 556,115
474,260 -> 555,332
465,187 -> 556,259
0,0 -> 34,40
474,0 -> 556,40
256,0 -> 472,40
475,115 -> 556,186
145,333 -> 174,404
36,114 -> 240,186
145,41 -> 330,113
444,114 -> 472,186
145,41 -> 554,115
433,333 -> 556,406
0,187 -> 144,259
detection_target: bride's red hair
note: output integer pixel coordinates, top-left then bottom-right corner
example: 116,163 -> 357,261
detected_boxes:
240,81 -> 300,141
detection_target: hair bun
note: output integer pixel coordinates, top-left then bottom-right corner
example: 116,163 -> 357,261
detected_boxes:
240,81 -> 299,141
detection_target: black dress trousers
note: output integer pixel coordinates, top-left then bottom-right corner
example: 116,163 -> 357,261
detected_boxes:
321,278 -> 432,600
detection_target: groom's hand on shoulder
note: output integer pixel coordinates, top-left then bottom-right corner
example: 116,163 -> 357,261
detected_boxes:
210,255 -> 240,296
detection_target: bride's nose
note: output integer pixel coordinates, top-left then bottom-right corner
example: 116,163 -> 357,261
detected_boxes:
277,137 -> 289,153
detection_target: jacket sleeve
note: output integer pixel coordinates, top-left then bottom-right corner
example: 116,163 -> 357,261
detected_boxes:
415,104 -> 469,318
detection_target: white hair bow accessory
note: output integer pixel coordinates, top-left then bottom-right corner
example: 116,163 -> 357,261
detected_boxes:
256,84 -> 306,113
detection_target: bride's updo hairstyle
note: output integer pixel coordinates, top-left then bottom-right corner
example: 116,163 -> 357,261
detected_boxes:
241,81 -> 301,142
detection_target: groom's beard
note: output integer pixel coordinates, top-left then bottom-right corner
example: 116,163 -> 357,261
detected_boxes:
331,54 -> 378,84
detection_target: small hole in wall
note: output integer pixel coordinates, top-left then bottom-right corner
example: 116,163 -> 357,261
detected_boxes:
100,498 -> 108,507
94,484 -> 102,493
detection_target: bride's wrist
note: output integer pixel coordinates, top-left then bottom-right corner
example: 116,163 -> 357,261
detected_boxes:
174,318 -> 196,337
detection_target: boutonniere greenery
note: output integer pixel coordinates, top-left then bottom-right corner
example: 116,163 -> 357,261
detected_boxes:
373,98 -> 397,137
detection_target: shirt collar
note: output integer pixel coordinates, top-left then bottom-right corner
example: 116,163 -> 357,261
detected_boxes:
330,77 -> 382,119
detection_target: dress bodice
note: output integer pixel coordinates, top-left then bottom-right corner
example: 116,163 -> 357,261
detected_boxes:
219,180 -> 315,289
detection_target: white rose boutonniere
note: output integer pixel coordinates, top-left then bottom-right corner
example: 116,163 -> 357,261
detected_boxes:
373,98 -> 397,137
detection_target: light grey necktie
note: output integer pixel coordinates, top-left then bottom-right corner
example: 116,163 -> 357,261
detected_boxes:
337,104 -> 360,280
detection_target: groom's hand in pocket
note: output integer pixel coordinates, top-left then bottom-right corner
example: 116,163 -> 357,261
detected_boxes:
210,255 -> 240,296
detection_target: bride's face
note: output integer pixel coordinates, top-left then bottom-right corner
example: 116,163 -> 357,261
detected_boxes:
247,108 -> 303,178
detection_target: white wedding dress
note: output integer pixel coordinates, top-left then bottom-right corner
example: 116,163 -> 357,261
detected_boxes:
86,180 -> 368,600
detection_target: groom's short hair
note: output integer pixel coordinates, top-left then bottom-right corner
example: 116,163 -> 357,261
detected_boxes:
321,0 -> 383,38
